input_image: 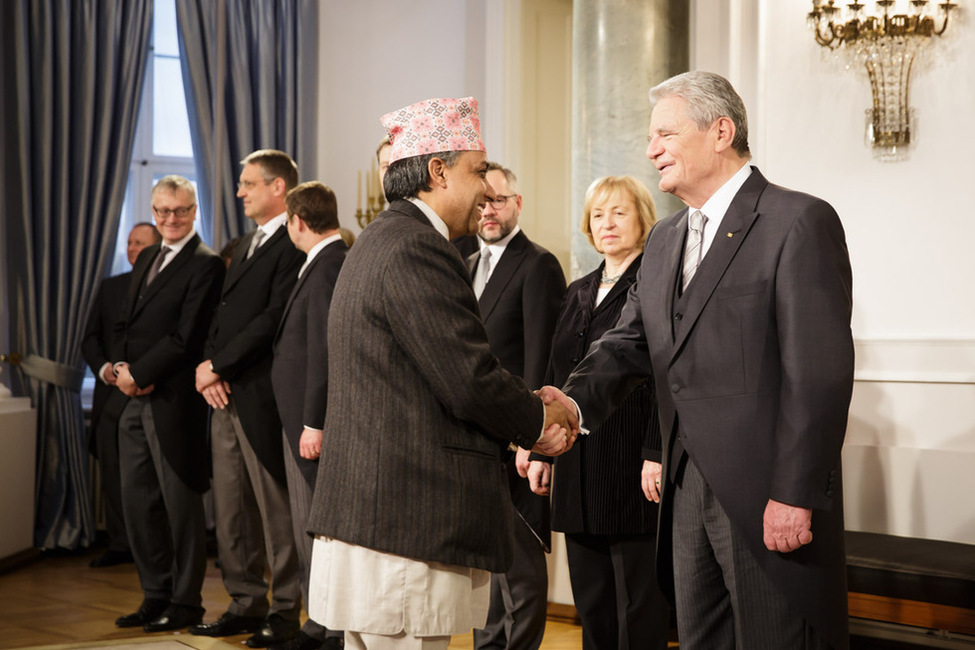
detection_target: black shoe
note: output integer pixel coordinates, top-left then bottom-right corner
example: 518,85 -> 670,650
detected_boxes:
244,614 -> 300,648
143,603 -> 205,633
269,631 -> 332,650
190,611 -> 264,637
115,598 -> 169,628
90,549 -> 134,568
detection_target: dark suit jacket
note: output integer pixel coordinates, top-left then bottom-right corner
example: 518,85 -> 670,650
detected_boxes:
563,168 -> 855,650
112,235 -> 226,492
467,230 -> 565,550
205,227 -> 304,484
539,258 -> 660,536
271,238 -> 347,487
81,271 -> 131,453
306,199 -> 545,573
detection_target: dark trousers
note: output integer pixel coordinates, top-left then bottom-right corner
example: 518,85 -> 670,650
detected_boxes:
473,513 -> 548,650
564,532 -> 669,650
672,458 -> 832,650
118,396 -> 206,607
94,413 -> 130,553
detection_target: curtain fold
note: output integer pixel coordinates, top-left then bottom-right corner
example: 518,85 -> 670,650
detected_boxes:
176,0 -> 319,250
0,0 -> 153,549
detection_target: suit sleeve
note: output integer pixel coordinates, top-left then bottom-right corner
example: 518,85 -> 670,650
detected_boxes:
520,251 -> 566,390
129,255 -> 225,387
81,280 -> 110,374
771,200 -> 854,510
210,245 -> 304,380
563,251 -> 655,432
384,231 -> 544,450
302,257 -> 342,430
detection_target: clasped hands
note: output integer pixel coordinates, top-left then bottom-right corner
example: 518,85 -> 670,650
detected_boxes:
113,363 -> 154,397
195,360 -> 232,409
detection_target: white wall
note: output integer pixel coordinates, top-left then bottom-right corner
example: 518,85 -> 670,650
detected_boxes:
316,0 -> 492,233
694,0 -> 975,544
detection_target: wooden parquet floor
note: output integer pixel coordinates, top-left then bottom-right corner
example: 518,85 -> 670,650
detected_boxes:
0,549 -> 583,650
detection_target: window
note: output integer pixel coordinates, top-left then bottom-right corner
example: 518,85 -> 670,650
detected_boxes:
110,0 -> 202,275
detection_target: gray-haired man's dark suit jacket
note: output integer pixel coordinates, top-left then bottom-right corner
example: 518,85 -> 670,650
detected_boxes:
563,168 -> 855,650
306,199 -> 545,573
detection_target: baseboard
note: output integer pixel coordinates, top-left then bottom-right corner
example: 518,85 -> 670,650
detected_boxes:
0,547 -> 41,575
850,592 -> 975,636
546,602 -> 581,625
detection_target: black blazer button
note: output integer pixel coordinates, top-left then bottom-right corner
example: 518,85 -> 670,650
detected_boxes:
671,383 -> 681,393
826,490 -> 834,497
571,358 -> 579,363
675,313 -> 683,321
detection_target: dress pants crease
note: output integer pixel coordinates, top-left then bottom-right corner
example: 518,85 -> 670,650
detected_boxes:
211,401 -> 301,619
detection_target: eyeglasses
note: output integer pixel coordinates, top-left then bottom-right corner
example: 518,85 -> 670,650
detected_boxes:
484,194 -> 517,209
153,205 -> 195,219
237,179 -> 269,191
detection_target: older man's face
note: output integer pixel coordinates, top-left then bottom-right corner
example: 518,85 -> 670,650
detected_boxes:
152,188 -> 197,245
441,151 -> 488,239
646,95 -> 721,207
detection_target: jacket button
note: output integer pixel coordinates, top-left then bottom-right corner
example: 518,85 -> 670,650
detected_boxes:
675,313 -> 683,321
571,358 -> 579,363
671,384 -> 681,393
826,490 -> 834,497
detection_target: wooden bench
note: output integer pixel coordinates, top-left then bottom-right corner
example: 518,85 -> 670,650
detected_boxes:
846,531 -> 975,636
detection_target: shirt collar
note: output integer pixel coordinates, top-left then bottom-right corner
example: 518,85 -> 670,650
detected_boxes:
298,233 -> 342,278
256,212 -> 288,238
408,197 -> 449,240
162,229 -> 196,255
478,224 -> 521,258
695,163 -> 752,232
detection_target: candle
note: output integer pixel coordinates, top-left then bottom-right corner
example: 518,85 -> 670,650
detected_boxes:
357,170 -> 362,212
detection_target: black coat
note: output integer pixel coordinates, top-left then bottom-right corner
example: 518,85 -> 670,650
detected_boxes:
81,271 -> 131,454
205,227 -> 304,484
541,257 -> 661,535
112,234 -> 225,492
467,230 -> 566,550
272,238 -> 347,487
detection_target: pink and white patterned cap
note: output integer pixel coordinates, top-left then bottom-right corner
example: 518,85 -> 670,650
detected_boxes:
381,97 -> 486,165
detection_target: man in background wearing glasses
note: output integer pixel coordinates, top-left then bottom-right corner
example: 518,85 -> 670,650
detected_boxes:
111,175 -> 225,633
468,163 -> 565,650
190,149 -> 307,649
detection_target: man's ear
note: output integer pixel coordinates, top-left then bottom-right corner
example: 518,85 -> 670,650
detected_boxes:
427,157 -> 449,189
712,116 -> 736,153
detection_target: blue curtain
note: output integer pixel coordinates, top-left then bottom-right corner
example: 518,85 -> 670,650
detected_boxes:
175,0 -> 319,250
0,0 -> 153,549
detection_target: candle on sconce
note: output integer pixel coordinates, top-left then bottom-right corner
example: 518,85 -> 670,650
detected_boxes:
357,170 -> 362,212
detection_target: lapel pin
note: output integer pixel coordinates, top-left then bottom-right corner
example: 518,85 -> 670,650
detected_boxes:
727,232 -> 734,238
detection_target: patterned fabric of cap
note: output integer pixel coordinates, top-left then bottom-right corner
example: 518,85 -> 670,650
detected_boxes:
380,97 -> 486,165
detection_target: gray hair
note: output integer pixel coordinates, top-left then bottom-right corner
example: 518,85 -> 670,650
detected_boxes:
383,151 -> 464,201
151,175 -> 197,202
649,71 -> 751,158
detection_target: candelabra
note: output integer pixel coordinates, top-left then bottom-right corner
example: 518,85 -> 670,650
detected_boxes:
355,158 -> 384,229
807,0 -> 957,160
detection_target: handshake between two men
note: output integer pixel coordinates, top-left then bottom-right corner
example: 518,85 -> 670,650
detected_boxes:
531,385 -> 582,457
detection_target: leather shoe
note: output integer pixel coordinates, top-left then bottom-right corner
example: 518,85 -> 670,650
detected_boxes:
269,631 -> 340,650
244,614 -> 300,648
190,611 -> 264,637
90,549 -> 134,568
143,603 -> 205,633
115,598 -> 169,628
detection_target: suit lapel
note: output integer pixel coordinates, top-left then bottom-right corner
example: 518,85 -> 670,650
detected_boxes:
223,227 -> 286,294
130,235 -> 199,318
669,171 -> 767,365
274,249 -> 322,345
477,231 -> 529,321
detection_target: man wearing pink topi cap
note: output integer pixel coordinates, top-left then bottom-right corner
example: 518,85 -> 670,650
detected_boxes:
302,97 -> 580,650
